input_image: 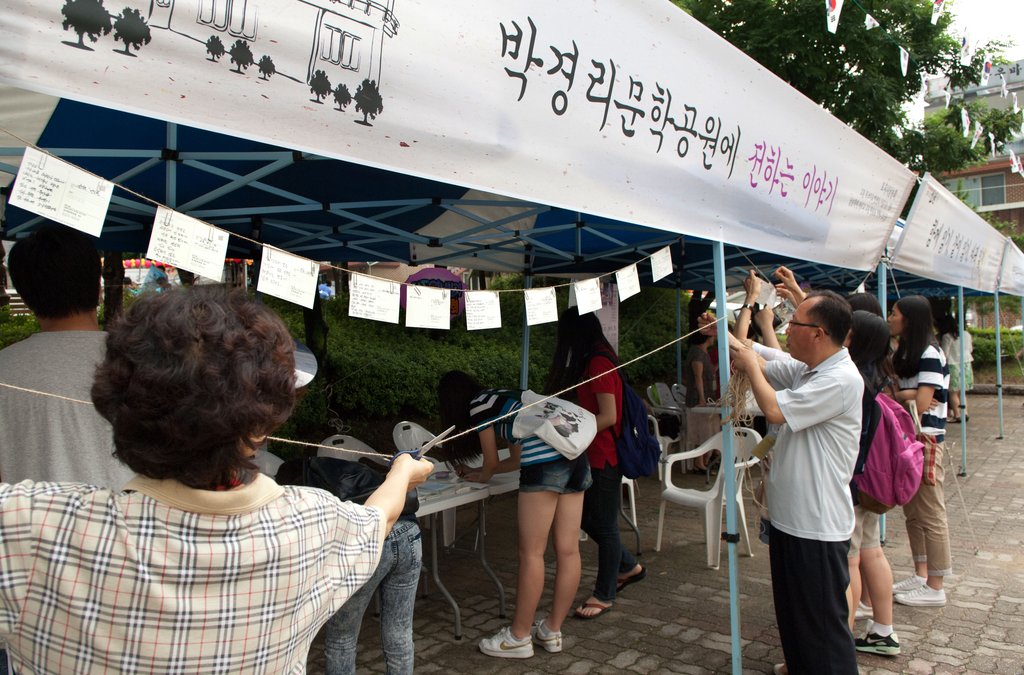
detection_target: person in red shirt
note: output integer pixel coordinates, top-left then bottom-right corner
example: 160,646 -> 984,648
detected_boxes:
545,308 -> 645,619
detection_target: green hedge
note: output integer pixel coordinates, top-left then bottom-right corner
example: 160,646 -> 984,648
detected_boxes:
265,279 -> 687,450
967,327 -> 1024,367
0,307 -> 39,349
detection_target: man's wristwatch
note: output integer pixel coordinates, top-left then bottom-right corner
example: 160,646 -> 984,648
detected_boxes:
741,303 -> 754,311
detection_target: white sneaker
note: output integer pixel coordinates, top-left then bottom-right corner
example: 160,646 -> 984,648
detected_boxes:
531,618 -> 563,653
479,626 -> 534,659
854,601 -> 873,620
895,584 -> 946,607
892,575 -> 926,593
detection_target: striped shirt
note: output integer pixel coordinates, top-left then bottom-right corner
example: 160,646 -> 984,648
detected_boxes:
898,344 -> 949,442
469,389 -> 560,466
0,474 -> 383,674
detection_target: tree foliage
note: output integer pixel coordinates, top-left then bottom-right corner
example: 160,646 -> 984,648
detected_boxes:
112,8 -> 151,55
309,70 -> 332,103
676,0 -> 1020,174
354,79 -> 383,125
61,0 -> 112,49
257,54 -> 275,80
228,39 -> 254,73
333,83 -> 352,111
205,35 -> 225,61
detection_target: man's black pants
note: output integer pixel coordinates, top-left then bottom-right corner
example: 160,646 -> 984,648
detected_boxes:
769,524 -> 858,675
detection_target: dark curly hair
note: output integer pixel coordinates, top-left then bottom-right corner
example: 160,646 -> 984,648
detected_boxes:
92,286 -> 296,488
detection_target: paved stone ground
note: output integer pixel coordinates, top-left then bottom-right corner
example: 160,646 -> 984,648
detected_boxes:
305,394 -> 1024,674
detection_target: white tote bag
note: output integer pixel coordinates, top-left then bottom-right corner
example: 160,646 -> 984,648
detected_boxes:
512,390 -> 597,460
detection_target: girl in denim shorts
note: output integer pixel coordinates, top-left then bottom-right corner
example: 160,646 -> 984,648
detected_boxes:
438,370 -> 591,659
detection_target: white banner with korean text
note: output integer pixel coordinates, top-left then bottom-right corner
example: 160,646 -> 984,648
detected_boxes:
892,174 -> 1006,293
0,0 -> 915,270
998,239 -> 1024,297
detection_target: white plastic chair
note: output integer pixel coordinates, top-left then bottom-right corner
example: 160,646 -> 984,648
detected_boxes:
671,383 -> 687,408
654,427 -> 762,569
648,413 -> 682,480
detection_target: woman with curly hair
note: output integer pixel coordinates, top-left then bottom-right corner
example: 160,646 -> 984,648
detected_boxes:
0,286 -> 431,674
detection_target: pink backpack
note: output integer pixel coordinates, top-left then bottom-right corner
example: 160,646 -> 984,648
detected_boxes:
854,393 -> 924,514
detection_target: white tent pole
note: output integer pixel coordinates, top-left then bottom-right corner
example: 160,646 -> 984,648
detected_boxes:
519,274 -> 533,389
994,290 -> 1004,439
712,240 -> 742,674
877,258 -> 888,543
957,287 -> 968,476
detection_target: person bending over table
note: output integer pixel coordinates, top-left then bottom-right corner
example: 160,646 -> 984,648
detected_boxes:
438,370 -> 591,659
0,286 -> 431,674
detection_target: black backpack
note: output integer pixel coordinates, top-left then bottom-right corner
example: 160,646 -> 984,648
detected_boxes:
597,352 -> 661,479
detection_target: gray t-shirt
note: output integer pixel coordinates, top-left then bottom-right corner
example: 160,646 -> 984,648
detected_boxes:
0,331 -> 133,488
763,348 -> 863,542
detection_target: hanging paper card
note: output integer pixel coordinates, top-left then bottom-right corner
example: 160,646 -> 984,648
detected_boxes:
864,13 -> 879,30
9,147 -> 112,237
899,46 -> 909,77
348,273 -> 400,324
930,0 -> 945,25
970,122 -> 984,149
616,264 -> 641,301
524,286 -> 558,326
757,283 -> 777,309
960,109 -> 971,138
573,278 -> 602,315
147,207 -> 229,281
257,247 -> 318,309
650,246 -> 673,282
465,290 -> 502,330
405,284 -> 450,329
825,0 -> 844,34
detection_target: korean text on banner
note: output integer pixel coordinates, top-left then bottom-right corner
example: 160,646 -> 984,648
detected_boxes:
892,174 -> 1006,293
0,0 -> 915,271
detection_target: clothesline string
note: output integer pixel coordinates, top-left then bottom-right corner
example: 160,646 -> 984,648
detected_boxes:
0,318 -> 725,460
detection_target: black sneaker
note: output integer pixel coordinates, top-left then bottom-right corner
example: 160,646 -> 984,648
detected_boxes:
855,631 -> 901,656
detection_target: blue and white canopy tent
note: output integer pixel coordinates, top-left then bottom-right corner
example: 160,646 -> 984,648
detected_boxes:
1,0 -> 1019,671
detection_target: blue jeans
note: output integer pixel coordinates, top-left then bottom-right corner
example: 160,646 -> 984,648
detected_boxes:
325,519 -> 422,675
581,463 -> 637,603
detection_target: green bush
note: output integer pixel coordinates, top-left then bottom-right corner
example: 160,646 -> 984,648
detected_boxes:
262,281 -> 688,446
0,307 -> 40,349
968,327 -> 1024,367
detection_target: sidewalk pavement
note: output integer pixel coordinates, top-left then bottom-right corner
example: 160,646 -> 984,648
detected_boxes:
305,394 -> 1024,674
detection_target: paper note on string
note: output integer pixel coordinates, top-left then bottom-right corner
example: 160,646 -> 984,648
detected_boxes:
9,147 -> 113,237
650,245 -> 673,282
524,287 -> 558,326
406,284 -> 451,329
465,290 -> 502,330
616,264 -> 641,301
348,274 -> 400,323
573,278 -> 602,315
146,207 -> 229,281
257,247 -> 318,309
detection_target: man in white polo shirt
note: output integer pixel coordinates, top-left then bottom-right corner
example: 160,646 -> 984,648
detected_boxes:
730,290 -> 861,675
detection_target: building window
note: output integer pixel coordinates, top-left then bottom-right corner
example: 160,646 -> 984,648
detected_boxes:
320,25 -> 361,70
197,0 -> 257,39
944,176 -> 981,207
980,174 -> 1005,206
